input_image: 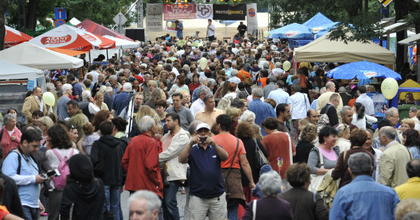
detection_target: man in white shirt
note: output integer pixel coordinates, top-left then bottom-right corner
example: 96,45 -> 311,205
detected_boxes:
290,84 -> 310,143
84,65 -> 99,85
267,81 -> 291,108
190,86 -> 211,117
207,19 -> 215,41
409,107 -> 420,131
356,85 -> 374,116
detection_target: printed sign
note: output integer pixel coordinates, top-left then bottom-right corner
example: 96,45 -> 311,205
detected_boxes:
146,3 -> 163,32
164,4 -> 196,20
247,3 -> 258,36
196,4 -> 213,19
213,4 -> 246,20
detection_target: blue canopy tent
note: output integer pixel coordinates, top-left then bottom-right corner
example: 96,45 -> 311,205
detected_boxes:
268,23 -> 314,49
303,12 -> 338,39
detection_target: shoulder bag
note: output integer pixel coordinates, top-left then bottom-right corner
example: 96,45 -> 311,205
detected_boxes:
224,138 -> 239,201
253,138 -> 269,169
308,148 -> 325,193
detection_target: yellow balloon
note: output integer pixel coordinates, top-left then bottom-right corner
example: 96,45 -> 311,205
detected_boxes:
283,61 -> 291,72
167,21 -> 173,28
263,31 -> 269,38
199,57 -> 208,69
381,78 -> 399,99
43,92 -> 55,106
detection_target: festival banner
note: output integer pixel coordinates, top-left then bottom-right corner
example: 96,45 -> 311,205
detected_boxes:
213,4 -> 246,20
246,3 -> 258,36
196,4 -> 213,20
164,4 -> 196,21
165,20 -> 179,32
146,3 -> 163,32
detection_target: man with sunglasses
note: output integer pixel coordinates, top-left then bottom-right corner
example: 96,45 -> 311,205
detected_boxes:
2,128 -> 46,220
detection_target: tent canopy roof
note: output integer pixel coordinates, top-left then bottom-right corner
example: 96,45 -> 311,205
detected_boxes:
302,12 -> 334,29
294,31 -> 395,64
76,19 -> 134,42
398,33 -> 420,45
269,23 -> 314,39
0,58 -> 43,80
0,42 -> 84,69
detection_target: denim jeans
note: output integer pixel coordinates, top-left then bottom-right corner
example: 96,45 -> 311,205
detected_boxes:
162,181 -> 180,220
104,185 -> 122,220
227,199 -> 239,220
22,206 -> 39,220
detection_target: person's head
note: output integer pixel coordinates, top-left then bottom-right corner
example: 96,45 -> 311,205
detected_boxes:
235,122 -> 255,139
172,93 -> 183,110
405,92 -> 415,103
406,159 -> 420,179
98,121 -> 114,136
20,128 -> 42,155
353,102 -> 365,120
378,126 -> 397,146
33,87 -> 43,98
67,154 -> 94,183
329,93 -> 340,107
92,110 -> 112,131
400,118 -> 415,133
300,123 -> 317,143
261,117 -> 279,133
287,163 -> 312,188
403,129 -> 420,148
7,108 -> 17,116
216,114 -> 232,132
203,94 -> 216,110
325,81 -> 336,92
226,107 -> 241,122
198,86 -> 210,101
337,123 -> 350,139
307,109 -> 319,125
395,199 -> 420,220
363,129 -> 374,150
208,19 -> 212,24
349,128 -> 367,147
409,107 -> 418,118
385,107 -> 399,127
123,82 -> 133,92
276,103 -> 291,121
165,113 -> 180,131
348,152 -> 373,177
196,122 -> 211,145
251,86 -> 264,99
357,85 -> 366,95
62,83 -> 73,96
138,116 -> 156,135
259,171 -> 282,197
67,100 -> 79,117
3,113 -> 16,130
318,125 -> 338,147
128,190 -> 161,220
340,106 -> 353,125
36,116 -> 54,132
47,124 -> 73,149
112,117 -> 128,133
239,110 -> 256,124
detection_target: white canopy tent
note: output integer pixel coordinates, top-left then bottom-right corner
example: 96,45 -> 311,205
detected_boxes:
0,58 -> 46,90
398,33 -> 420,45
0,42 -> 83,69
103,35 -> 140,49
294,32 -> 395,64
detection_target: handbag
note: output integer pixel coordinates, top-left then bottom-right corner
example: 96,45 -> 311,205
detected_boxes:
253,138 -> 269,169
308,148 -> 325,193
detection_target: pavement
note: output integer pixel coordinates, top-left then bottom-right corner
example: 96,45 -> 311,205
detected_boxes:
40,190 -> 188,220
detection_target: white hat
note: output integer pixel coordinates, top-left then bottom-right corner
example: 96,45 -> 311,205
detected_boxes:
196,123 -> 210,131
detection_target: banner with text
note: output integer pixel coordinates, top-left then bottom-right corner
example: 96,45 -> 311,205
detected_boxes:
213,4 -> 246,20
146,3 -> 163,32
246,3 -> 258,36
164,4 -> 196,20
196,4 -> 213,20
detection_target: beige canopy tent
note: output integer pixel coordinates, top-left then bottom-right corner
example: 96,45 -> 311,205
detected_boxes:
294,32 -> 395,64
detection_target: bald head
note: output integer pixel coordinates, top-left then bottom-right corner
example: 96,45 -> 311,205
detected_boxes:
407,159 -> 420,178
378,126 -> 396,146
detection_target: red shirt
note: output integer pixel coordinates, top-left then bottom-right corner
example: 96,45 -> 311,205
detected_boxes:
121,133 -> 163,198
262,132 -> 295,179
213,133 -> 246,169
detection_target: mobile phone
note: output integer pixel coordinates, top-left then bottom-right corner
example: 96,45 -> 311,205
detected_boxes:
47,169 -> 61,177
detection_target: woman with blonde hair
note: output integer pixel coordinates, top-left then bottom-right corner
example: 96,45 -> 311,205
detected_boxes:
36,116 -> 54,148
216,97 -> 231,113
294,123 -> 317,163
226,107 -> 242,135
335,123 -> 351,153
130,106 -> 160,137
89,92 -> 109,115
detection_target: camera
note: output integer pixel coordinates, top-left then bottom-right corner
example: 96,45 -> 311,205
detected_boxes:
47,169 -> 61,177
199,136 -> 207,143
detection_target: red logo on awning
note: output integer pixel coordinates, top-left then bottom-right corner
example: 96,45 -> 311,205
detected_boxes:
40,35 -> 72,44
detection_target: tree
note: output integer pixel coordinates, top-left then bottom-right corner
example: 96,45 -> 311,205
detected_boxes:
0,0 -> 10,50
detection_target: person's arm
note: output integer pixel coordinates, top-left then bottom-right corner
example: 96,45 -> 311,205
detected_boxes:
379,152 -> 394,186
210,137 -> 228,161
3,214 -> 24,220
239,154 -> 255,188
328,106 -> 339,127
21,99 -> 33,123
307,150 -> 329,175
331,152 -> 345,180
366,114 -> 378,124
76,139 -> 87,154
144,140 -> 163,187
159,133 -> 190,162
2,153 -> 45,185
179,138 -> 195,164
121,144 -> 130,173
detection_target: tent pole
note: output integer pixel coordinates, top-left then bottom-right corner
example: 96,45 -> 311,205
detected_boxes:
106,49 -> 109,60
89,51 -> 92,63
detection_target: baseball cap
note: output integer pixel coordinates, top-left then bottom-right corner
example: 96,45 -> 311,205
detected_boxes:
196,123 -> 210,131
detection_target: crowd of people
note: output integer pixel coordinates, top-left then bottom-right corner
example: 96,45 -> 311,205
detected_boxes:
0,31 -> 420,220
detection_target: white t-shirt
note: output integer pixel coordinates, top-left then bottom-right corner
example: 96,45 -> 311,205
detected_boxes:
207,24 -> 215,37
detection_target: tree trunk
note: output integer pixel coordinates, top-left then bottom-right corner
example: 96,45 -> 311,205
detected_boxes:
394,0 -> 410,71
0,0 -> 9,50
26,0 -> 40,31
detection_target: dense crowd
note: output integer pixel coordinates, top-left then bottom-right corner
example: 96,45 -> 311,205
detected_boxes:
0,31 -> 420,220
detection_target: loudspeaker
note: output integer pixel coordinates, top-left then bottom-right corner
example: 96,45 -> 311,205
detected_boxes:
125,29 -> 145,42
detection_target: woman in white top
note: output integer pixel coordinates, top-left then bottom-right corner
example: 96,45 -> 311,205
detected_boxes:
351,102 -> 377,130
88,92 -> 108,115
335,123 -> 351,153
46,124 -> 79,220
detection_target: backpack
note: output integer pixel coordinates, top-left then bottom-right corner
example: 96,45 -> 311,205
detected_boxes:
318,104 -> 332,130
52,148 -> 75,189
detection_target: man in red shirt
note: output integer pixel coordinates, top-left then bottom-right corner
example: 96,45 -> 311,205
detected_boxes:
213,114 -> 255,220
121,116 -> 163,198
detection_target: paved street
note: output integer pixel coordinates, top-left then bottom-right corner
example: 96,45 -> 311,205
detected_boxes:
40,191 -> 188,220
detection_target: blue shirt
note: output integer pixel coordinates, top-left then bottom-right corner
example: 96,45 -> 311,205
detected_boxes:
112,91 -> 130,116
248,99 -> 276,136
188,144 -> 224,198
267,88 -> 291,107
310,99 -> 317,110
72,82 -> 83,102
409,146 -> 420,159
176,23 -> 183,38
57,96 -> 71,120
2,151 -> 41,208
330,175 -> 400,220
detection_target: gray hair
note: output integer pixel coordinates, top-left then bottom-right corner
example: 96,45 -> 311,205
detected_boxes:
198,86 -> 211,97
217,97 -> 231,111
269,75 -> 277,83
410,107 -> 418,113
199,76 -> 208,84
62,83 -> 73,93
385,107 -> 398,118
207,78 -> 216,87
348,152 -> 372,176
320,87 -> 327,94
252,87 -> 264,98
3,113 -> 16,124
82,90 -> 91,101
138,116 -> 155,133
329,93 -> 340,102
231,69 -> 239,77
109,75 -> 118,81
380,126 -> 396,140
239,110 -> 256,123
46,82 -> 56,91
325,82 -> 335,90
203,93 -> 214,103
128,190 -> 161,215
275,62 -> 282,68
187,120 -> 203,135
263,62 -> 270,70
259,171 -> 282,196
123,82 -> 132,91
341,106 -> 352,116
105,86 -> 113,94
